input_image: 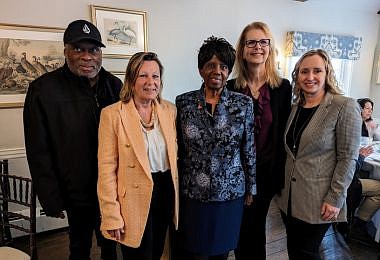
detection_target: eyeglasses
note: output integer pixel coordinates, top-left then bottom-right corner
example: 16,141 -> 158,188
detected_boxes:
245,39 -> 270,48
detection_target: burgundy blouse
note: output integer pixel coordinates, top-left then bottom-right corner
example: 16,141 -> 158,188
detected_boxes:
241,84 -> 272,154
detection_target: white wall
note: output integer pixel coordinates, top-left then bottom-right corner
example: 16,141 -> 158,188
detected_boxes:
0,0 -> 379,153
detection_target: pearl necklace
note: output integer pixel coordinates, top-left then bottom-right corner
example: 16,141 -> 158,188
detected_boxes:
139,105 -> 155,129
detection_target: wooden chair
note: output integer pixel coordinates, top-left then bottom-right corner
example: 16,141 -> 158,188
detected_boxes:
0,159 -> 37,259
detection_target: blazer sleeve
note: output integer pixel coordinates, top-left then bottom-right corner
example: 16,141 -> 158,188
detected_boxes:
242,98 -> 257,195
23,81 -> 64,216
97,107 -> 124,231
324,98 -> 361,208
175,96 -> 185,178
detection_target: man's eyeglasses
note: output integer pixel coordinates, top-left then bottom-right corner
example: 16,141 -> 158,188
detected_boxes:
245,39 -> 270,48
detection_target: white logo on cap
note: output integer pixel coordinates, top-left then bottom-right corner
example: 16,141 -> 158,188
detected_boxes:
82,24 -> 90,34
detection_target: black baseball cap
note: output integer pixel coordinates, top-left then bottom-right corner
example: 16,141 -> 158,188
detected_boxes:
63,19 -> 105,47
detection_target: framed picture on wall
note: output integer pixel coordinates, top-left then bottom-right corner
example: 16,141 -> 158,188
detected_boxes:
0,23 -> 64,108
110,71 -> 125,83
91,5 -> 147,59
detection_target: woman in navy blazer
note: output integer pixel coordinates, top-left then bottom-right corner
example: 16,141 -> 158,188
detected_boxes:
226,21 -> 292,260
176,36 -> 256,260
275,49 -> 361,259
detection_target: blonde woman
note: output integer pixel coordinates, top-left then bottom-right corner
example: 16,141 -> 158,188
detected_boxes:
97,52 -> 179,260
227,21 -> 292,259
276,49 -> 361,259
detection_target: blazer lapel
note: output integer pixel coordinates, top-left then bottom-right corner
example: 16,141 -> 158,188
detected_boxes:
297,92 -> 333,155
270,87 -> 279,126
195,89 -> 214,135
119,101 -> 151,179
155,100 -> 176,169
284,105 -> 298,158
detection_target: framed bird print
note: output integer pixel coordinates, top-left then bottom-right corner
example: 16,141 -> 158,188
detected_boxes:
0,23 -> 64,108
91,5 -> 147,59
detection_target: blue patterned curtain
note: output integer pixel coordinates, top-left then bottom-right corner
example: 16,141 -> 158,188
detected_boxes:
285,31 -> 362,60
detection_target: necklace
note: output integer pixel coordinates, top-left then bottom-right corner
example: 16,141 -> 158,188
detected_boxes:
291,106 -> 318,154
251,88 -> 260,99
248,80 -> 265,99
139,105 -> 155,129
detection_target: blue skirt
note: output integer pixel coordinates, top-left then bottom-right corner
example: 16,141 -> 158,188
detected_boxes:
181,197 -> 244,256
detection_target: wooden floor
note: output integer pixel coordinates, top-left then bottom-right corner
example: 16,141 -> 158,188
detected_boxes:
11,199 -> 380,259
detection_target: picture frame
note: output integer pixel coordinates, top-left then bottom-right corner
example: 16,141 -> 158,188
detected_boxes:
91,5 -> 147,59
0,23 -> 64,108
110,71 -> 125,83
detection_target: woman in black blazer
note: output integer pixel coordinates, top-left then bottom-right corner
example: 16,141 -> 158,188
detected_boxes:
227,21 -> 292,260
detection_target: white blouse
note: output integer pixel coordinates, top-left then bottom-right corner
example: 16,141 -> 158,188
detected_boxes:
141,119 -> 170,173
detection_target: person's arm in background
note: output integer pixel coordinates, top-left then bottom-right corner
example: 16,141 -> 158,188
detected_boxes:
23,81 -> 65,218
356,146 -> 374,172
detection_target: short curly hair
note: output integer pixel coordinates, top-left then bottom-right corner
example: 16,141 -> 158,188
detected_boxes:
198,36 -> 235,73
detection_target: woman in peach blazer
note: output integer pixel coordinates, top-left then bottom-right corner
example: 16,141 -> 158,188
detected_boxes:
97,52 -> 179,260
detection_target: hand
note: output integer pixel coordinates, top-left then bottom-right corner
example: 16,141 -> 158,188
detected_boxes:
244,194 -> 253,206
107,228 -> 125,240
367,120 -> 378,130
359,146 -> 374,157
321,202 -> 340,221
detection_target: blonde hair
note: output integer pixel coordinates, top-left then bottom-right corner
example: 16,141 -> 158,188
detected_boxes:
292,49 -> 342,106
233,21 -> 282,89
119,52 -> 164,103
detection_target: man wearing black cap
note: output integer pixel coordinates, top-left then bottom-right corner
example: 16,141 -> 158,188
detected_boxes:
23,19 -> 122,260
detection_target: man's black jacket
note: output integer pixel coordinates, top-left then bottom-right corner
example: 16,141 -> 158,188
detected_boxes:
23,63 -> 122,216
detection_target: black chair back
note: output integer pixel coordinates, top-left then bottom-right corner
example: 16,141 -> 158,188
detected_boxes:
0,159 -> 37,259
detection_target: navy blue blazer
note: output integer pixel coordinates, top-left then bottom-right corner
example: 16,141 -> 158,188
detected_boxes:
176,85 -> 256,202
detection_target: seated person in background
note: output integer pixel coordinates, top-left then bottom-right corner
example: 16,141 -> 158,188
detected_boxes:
353,98 -> 380,231
358,98 -> 380,141
342,99 -> 380,240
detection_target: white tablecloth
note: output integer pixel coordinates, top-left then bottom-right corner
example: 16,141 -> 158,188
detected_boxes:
362,141 -> 380,180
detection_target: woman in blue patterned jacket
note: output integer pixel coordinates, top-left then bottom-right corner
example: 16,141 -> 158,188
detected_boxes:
175,36 -> 256,260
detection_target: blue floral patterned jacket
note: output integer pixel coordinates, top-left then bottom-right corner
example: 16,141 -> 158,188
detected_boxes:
176,85 -> 256,202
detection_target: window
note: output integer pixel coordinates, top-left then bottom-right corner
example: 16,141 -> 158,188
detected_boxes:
283,31 -> 362,97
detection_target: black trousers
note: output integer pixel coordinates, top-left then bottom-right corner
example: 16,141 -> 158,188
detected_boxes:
66,205 -> 117,260
234,191 -> 273,260
235,163 -> 275,260
281,211 -> 331,260
120,170 -> 174,260
178,251 -> 229,260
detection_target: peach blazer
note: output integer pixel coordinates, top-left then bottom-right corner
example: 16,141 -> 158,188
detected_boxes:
97,99 -> 179,248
